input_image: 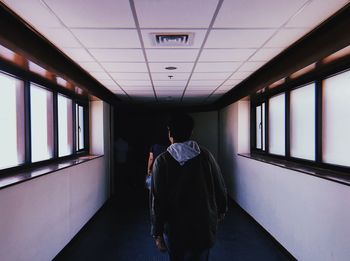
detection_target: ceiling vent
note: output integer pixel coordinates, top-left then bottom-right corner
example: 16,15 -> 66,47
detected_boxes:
151,33 -> 194,47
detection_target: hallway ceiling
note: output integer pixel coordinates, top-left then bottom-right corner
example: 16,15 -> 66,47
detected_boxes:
2,0 -> 349,106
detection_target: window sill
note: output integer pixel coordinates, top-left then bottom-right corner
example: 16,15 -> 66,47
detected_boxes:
0,155 -> 103,190
238,153 -> 350,186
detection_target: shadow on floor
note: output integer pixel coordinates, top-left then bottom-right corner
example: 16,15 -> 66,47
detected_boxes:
54,188 -> 295,261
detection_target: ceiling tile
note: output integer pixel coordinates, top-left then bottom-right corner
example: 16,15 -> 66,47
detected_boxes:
72,29 -> 141,48
3,0 -> 62,28
191,72 -> 231,80
238,61 -> 265,72
110,72 -> 150,80
79,62 -> 104,72
285,0 -> 349,28
216,86 -> 232,92
89,72 -> 111,80
187,85 -> 219,90
205,29 -> 275,48
229,71 -> 252,80
101,62 -> 148,72
146,49 -> 200,62
153,81 -> 187,87
214,0 -> 307,28
44,0 -> 135,28
141,29 -> 207,49
40,28 -> 82,48
134,0 -> 219,28
151,73 -> 190,81
89,49 -> 144,62
249,48 -> 283,61
199,49 -> 256,62
148,63 -> 194,73
188,80 -> 224,86
264,28 -> 307,48
223,79 -> 242,85
98,79 -> 119,87
116,80 -> 152,86
195,62 -> 241,72
63,48 -> 94,62
123,86 -> 153,91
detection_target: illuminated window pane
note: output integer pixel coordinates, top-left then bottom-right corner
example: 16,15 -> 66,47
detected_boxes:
58,95 -> 73,157
31,84 -> 54,162
76,104 -> 85,150
290,84 -> 315,160
262,103 -> 265,151
0,73 -> 25,169
269,93 -> 285,155
323,70 -> 350,167
256,105 -> 262,149
256,103 -> 265,150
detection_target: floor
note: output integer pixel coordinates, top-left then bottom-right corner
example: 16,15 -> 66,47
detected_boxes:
54,188 -> 295,261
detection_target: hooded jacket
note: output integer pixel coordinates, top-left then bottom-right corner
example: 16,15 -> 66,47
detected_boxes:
150,140 -> 227,250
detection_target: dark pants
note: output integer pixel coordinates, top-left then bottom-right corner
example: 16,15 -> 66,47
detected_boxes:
163,234 -> 210,261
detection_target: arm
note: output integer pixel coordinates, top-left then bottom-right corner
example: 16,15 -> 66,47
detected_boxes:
150,157 -> 167,238
208,151 -> 228,218
147,152 -> 154,175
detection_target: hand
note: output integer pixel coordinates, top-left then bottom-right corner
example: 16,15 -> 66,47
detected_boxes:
154,236 -> 167,252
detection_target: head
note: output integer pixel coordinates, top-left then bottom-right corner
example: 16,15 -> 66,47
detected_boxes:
167,113 -> 194,143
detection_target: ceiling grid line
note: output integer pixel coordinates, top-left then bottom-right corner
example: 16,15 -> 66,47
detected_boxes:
204,0 -> 315,103
40,0 -> 131,99
180,0 -> 225,103
129,0 -> 158,103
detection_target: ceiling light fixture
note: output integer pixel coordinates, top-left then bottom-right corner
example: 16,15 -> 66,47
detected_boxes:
165,66 -> 177,70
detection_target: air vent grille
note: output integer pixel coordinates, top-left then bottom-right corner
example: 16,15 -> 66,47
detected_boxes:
151,33 -> 194,46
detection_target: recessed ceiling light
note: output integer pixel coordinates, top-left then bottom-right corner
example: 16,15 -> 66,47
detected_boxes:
165,66 -> 177,70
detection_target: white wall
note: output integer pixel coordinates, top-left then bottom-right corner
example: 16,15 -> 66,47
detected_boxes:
191,111 -> 219,160
0,101 -> 111,261
219,100 -> 350,261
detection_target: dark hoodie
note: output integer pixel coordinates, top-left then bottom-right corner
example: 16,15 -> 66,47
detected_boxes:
150,140 -> 227,250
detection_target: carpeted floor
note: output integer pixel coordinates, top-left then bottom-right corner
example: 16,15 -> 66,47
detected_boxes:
54,188 -> 295,261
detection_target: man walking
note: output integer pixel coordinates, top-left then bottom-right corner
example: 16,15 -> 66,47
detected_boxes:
150,113 -> 227,261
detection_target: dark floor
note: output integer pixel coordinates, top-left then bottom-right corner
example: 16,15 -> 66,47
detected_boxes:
54,187 -> 295,261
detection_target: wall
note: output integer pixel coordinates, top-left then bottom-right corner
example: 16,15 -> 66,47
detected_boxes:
219,100 -> 350,261
191,111 -> 219,160
0,101 -> 111,261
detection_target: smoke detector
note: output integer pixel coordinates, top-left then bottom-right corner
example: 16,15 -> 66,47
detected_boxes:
151,33 -> 194,47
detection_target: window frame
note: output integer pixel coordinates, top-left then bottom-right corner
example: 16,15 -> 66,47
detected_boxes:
0,59 -> 90,175
250,56 -> 350,174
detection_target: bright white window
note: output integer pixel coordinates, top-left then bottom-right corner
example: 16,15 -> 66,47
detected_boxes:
323,70 -> 350,167
0,73 -> 25,169
256,105 -> 262,149
58,94 -> 73,157
76,104 -> 85,150
269,93 -> 285,155
290,83 -> 315,160
30,84 -> 54,162
256,103 -> 266,150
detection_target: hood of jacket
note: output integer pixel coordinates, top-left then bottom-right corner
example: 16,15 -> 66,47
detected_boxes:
167,140 -> 201,166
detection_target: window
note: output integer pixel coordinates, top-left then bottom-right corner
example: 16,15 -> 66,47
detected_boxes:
256,103 -> 265,150
269,93 -> 285,155
30,83 -> 54,162
58,94 -> 73,157
251,49 -> 350,175
0,72 -> 25,169
290,83 -> 315,160
76,104 -> 86,151
323,70 -> 350,167
0,46 -> 90,173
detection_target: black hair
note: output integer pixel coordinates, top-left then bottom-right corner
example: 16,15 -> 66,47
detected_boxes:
167,113 -> 194,142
